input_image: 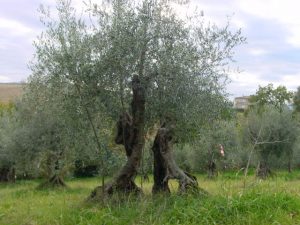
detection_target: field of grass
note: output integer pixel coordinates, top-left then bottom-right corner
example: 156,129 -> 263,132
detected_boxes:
1,171 -> 300,225
0,83 -> 23,104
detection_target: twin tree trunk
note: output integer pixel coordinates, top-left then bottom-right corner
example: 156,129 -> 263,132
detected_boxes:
90,75 -> 198,200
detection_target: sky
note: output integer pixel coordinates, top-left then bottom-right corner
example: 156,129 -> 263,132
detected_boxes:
0,0 -> 299,98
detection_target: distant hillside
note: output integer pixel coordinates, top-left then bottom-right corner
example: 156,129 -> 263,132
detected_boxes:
0,83 -> 24,104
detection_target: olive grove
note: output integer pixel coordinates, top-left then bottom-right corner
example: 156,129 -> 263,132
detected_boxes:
0,0 -> 247,198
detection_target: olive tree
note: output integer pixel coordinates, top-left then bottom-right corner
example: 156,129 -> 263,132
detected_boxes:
7,84 -> 74,186
0,110 -> 17,182
32,0 -> 244,197
190,119 -> 240,176
246,84 -> 297,175
294,86 -> 300,113
243,106 -> 299,178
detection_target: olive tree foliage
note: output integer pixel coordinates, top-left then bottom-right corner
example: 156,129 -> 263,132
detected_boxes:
34,0 -> 244,136
245,84 -> 297,177
0,76 -> 117,184
3,81 -> 117,185
30,0 -> 244,194
0,109 -> 18,181
242,106 -> 299,178
0,104 -> 42,180
175,119 -> 241,173
28,0 -> 126,181
5,85 -> 74,182
294,86 -> 300,113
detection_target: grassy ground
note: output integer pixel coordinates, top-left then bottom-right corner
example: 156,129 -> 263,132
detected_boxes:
1,171 -> 300,225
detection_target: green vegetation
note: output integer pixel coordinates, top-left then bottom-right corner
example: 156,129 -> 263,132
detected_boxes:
294,87 -> 300,113
249,83 -> 293,112
0,0 -> 246,193
1,0 -> 300,224
2,173 -> 300,225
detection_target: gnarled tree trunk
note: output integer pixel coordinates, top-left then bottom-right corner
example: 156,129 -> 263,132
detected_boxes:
152,130 -> 170,193
256,160 -> 272,179
152,126 -> 198,193
89,75 -> 145,200
37,174 -> 66,189
37,151 -> 66,189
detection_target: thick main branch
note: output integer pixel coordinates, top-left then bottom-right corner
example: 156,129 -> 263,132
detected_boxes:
90,75 -> 145,199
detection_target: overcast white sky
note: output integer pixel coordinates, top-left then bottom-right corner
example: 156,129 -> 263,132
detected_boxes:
0,0 -> 299,98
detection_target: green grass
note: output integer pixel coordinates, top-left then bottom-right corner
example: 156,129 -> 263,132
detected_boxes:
1,172 -> 300,225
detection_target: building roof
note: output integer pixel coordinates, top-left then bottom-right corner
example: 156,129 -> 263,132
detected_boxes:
234,96 -> 251,100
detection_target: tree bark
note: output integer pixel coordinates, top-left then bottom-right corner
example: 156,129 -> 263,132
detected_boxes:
288,154 -> 292,173
152,130 -> 170,193
152,126 -> 198,193
256,160 -> 272,179
37,174 -> 66,189
288,162 -> 292,173
89,75 -> 145,199
0,166 -> 15,183
207,160 -> 217,179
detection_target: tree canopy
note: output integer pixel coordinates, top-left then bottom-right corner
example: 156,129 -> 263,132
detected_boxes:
32,0 -> 244,137
250,84 -> 293,112
293,86 -> 300,113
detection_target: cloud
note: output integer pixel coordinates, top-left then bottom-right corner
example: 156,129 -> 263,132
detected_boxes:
228,70 -> 299,98
228,71 -> 265,97
236,0 -> 300,48
0,18 -> 34,37
0,75 -> 13,83
248,48 -> 268,56
0,17 -> 36,81
287,29 -> 300,48
231,17 -> 246,29
272,74 -> 300,91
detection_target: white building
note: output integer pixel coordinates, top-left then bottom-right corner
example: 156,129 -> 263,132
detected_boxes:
234,96 -> 251,110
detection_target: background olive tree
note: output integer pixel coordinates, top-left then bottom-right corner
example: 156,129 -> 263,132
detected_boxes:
242,106 -> 299,178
